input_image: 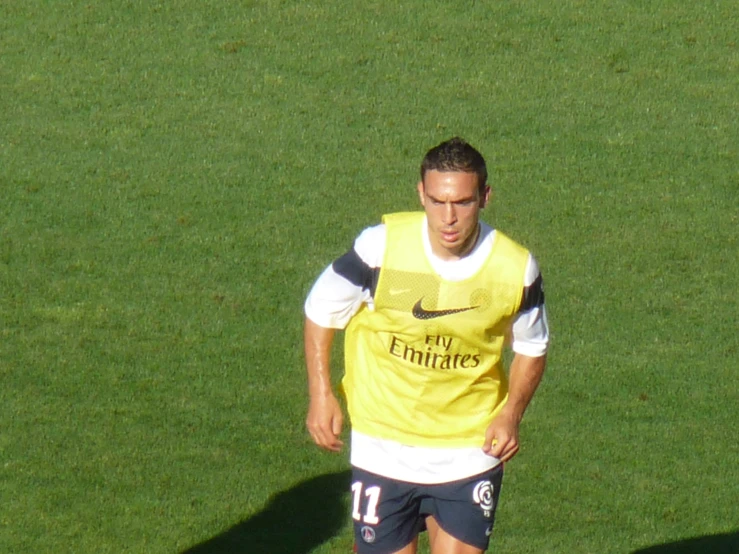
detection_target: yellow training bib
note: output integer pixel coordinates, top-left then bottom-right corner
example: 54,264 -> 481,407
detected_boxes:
342,212 -> 529,447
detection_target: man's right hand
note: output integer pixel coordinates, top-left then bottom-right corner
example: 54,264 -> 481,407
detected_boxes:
306,393 -> 344,452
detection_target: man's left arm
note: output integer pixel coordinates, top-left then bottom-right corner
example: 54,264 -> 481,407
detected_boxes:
483,253 -> 549,461
483,353 -> 547,461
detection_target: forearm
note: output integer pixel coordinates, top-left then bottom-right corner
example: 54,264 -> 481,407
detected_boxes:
483,353 -> 547,459
502,353 -> 547,422
304,317 -> 336,398
304,317 -> 344,451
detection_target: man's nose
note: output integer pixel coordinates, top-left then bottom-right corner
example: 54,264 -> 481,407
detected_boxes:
443,203 -> 457,225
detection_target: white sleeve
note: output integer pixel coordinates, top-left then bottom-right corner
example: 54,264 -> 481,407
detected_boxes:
304,224 -> 386,329
511,254 -> 550,357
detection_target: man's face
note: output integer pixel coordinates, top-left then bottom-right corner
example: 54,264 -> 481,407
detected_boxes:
417,170 -> 490,260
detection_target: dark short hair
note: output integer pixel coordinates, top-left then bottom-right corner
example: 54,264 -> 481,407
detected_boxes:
420,137 -> 488,192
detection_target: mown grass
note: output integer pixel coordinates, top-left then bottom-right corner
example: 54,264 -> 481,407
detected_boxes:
1,1 -> 737,553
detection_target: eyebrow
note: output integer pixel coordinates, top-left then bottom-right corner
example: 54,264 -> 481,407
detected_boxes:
425,192 -> 478,204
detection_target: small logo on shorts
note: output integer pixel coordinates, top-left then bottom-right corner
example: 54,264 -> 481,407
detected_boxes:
473,480 -> 495,517
361,526 -> 376,544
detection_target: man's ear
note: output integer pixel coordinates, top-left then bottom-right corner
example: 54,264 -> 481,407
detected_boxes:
480,185 -> 491,208
417,181 -> 426,207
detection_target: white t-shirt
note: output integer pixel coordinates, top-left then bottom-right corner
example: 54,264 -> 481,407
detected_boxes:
305,219 -> 549,483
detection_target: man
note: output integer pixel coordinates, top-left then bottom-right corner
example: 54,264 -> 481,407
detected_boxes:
304,137 -> 549,554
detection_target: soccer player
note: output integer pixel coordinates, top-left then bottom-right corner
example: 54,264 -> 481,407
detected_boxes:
304,137 -> 549,554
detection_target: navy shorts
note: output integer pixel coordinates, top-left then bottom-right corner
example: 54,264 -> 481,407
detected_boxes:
351,464 -> 504,553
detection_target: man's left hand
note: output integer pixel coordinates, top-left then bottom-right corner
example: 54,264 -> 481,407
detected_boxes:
482,410 -> 521,462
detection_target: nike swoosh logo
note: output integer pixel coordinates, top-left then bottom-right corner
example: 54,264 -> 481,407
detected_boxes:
388,288 -> 412,296
412,298 -> 478,320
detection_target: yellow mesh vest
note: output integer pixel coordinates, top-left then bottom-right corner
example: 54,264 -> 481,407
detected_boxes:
343,212 -> 530,447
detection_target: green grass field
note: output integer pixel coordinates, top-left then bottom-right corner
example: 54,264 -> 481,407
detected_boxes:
1,1 -> 737,553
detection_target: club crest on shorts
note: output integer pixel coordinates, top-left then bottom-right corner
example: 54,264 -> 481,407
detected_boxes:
360,525 -> 376,543
472,480 -> 495,516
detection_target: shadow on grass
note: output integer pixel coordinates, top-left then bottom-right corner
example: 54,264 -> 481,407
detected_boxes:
182,470 -> 351,554
631,531 -> 738,554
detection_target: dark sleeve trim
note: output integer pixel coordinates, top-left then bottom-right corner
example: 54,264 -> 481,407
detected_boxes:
332,248 -> 380,297
519,273 -> 545,313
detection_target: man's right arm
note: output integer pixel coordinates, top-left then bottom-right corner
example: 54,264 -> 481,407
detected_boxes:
303,223 -> 386,452
304,317 -> 344,451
